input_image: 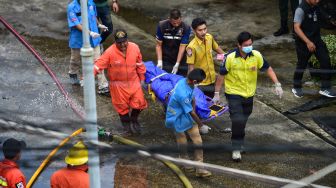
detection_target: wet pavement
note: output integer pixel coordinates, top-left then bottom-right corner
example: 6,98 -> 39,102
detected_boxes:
1,0 -> 336,187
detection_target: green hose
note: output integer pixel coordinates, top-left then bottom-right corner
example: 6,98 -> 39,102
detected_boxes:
113,135 -> 193,188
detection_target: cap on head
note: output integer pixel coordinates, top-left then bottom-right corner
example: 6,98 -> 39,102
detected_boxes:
2,138 -> 26,159
65,141 -> 88,166
114,29 -> 128,43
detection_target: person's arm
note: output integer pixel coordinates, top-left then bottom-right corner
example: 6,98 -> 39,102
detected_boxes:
190,99 -> 203,127
155,24 -> 164,68
176,45 -> 187,64
294,7 -> 316,52
156,40 -> 163,63
172,44 -> 187,74
186,46 -> 195,74
75,24 -> 83,31
188,64 -> 194,74
111,0 -> 119,13
94,48 -> 110,76
135,47 -> 146,81
214,75 -> 224,94
176,26 -> 191,64
259,53 -> 283,99
214,47 -> 225,54
213,55 -> 229,102
294,23 -> 316,52
211,35 -> 224,54
266,67 -> 280,84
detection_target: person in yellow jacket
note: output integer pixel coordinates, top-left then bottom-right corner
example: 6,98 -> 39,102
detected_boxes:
186,17 -> 225,98
213,31 -> 283,162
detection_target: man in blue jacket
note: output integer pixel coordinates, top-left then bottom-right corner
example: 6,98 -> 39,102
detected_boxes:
67,0 -> 109,95
166,68 -> 212,177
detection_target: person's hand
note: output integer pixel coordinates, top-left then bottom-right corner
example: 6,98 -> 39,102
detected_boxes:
213,91 -> 220,104
306,41 -> 316,52
274,82 -> 283,99
157,60 -> 163,69
89,31 -> 100,39
171,62 -> 180,74
98,24 -> 108,32
112,1 -> 119,13
199,125 -> 211,135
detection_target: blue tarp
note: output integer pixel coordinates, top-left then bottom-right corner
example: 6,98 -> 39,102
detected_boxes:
144,61 -> 211,119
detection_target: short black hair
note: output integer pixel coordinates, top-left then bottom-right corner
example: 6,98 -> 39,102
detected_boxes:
2,138 -> 26,159
170,9 -> 181,20
191,18 -> 206,30
237,31 -> 253,45
187,68 -> 206,83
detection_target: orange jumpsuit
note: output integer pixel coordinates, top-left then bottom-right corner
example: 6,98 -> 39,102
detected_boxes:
94,42 -> 147,115
0,159 -> 26,188
50,165 -> 89,188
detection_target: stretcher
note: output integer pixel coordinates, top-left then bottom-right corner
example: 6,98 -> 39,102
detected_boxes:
144,61 -> 228,122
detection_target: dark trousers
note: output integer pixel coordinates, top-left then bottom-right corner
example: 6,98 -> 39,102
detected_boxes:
226,94 -> 253,150
278,0 -> 299,28
96,6 -> 113,43
294,39 -> 332,89
198,83 -> 215,98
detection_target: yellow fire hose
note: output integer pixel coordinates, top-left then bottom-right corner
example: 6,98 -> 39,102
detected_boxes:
112,135 -> 193,188
27,128 -> 85,188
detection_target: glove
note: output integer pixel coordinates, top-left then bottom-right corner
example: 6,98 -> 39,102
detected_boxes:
98,24 -> 108,32
199,125 -> 211,135
89,31 -> 100,39
171,62 -> 180,74
157,60 -> 163,69
213,91 -> 220,104
274,82 -> 283,99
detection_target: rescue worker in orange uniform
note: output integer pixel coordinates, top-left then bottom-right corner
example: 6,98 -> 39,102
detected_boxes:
94,29 -> 147,135
0,138 -> 26,188
50,141 -> 89,188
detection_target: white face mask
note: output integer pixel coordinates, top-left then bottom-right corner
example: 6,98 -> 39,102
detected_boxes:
194,83 -> 199,88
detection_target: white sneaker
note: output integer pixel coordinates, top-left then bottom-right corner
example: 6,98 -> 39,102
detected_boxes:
319,89 -> 336,98
232,150 -> 241,162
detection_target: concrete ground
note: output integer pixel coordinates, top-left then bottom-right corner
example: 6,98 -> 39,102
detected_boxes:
1,0 -> 336,187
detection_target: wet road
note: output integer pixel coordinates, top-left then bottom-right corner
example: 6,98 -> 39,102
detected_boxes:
0,23 -> 116,187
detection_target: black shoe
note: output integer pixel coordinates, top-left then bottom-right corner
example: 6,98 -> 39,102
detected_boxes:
69,74 -> 80,85
273,27 -> 289,37
292,88 -> 304,98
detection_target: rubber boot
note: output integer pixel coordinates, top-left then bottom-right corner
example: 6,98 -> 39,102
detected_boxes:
273,22 -> 289,36
119,114 -> 132,136
130,109 -> 142,134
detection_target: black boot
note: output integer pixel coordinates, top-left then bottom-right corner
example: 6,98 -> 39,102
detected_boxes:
273,27 -> 289,36
130,109 -> 142,134
119,114 -> 132,136
69,74 -> 80,85
274,21 -> 289,37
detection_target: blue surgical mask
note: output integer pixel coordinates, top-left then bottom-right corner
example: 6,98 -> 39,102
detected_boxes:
242,45 -> 253,54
